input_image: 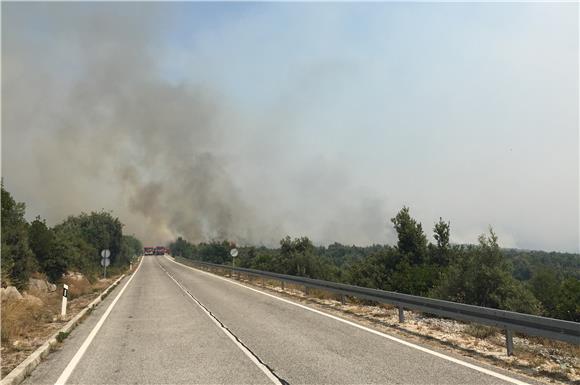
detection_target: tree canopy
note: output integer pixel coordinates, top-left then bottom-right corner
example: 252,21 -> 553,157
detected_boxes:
170,206 -> 579,321
1,183 -> 142,286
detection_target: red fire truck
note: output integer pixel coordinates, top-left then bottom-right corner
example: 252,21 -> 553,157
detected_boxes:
154,246 -> 167,255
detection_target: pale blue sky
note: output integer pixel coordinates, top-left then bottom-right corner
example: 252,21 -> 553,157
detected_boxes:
2,2 -> 578,251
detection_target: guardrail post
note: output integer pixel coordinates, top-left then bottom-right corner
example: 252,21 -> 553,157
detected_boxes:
398,305 -> 405,323
505,329 -> 514,356
281,281 -> 284,291
340,294 -> 346,304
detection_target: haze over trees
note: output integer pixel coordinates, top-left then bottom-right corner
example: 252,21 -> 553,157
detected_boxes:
1,183 -> 142,289
2,179 -> 577,322
170,207 -> 580,322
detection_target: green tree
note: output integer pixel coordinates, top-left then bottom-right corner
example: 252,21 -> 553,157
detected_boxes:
390,256 -> 439,296
528,268 -> 560,316
1,183 -> 35,289
432,228 -> 540,314
391,207 -> 428,265
555,278 -> 580,322
431,217 -> 451,266
170,237 -> 194,258
344,245 -> 401,290
55,211 -> 123,266
119,235 -> 143,265
28,216 -> 67,282
196,241 -> 230,264
276,236 -> 336,280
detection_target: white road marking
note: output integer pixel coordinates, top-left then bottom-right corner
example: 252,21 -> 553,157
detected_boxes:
165,255 -> 531,385
158,260 -> 284,385
54,256 -> 144,385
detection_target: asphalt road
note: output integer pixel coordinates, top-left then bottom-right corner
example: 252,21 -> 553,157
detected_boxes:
24,255 -> 538,385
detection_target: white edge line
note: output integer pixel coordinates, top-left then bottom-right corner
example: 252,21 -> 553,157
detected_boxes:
164,255 -> 531,385
0,273 -> 126,385
54,256 -> 145,385
158,261 -> 283,385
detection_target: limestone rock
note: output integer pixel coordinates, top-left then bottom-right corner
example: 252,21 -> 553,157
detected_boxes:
1,286 -> 23,301
28,278 -> 49,292
66,272 -> 85,281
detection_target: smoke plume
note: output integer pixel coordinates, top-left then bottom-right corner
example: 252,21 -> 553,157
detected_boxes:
2,3 -> 392,246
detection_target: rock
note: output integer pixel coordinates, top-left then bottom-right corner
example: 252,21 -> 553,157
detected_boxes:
1,286 -> 23,301
66,272 -> 85,281
29,278 -> 49,292
48,283 -> 57,292
22,293 -> 43,306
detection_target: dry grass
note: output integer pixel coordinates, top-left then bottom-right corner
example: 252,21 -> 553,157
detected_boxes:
1,298 -> 54,345
62,275 -> 93,299
465,324 -> 499,339
1,272 -> 124,378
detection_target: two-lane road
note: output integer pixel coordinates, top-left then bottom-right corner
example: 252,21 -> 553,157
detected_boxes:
24,255 -> 536,384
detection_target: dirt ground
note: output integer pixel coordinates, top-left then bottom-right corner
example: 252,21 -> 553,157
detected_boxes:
0,272 -> 126,378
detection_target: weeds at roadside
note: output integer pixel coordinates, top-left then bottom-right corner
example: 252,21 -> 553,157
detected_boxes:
1,273 -> 124,377
465,324 -> 499,339
56,331 -> 69,343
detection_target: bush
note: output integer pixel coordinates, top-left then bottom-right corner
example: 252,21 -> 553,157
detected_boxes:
465,324 -> 498,339
56,331 -> 70,343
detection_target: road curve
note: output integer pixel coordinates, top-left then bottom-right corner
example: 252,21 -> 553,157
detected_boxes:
23,255 -> 537,385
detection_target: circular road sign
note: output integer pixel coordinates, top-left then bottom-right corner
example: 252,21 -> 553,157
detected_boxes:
100,258 -> 111,267
101,249 -> 111,259
230,248 -> 239,258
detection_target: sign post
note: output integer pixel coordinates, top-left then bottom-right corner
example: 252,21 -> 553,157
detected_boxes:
100,249 -> 111,278
61,284 -> 68,319
230,248 -> 238,279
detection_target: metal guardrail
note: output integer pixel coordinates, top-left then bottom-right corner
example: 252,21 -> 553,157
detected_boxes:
174,257 -> 580,355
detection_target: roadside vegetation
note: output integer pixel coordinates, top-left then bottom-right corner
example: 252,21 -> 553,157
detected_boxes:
1,182 -> 143,290
170,207 -> 579,322
1,182 -> 143,377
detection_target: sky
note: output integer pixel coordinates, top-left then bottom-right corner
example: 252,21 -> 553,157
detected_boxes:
2,2 -> 579,252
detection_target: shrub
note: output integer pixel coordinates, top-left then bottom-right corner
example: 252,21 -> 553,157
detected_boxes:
465,324 -> 498,339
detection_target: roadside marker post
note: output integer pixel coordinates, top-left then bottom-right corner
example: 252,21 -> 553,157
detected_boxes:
61,284 -> 68,319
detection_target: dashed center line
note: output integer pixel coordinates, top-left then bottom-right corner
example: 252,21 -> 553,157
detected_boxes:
163,254 -> 532,385
156,258 -> 289,385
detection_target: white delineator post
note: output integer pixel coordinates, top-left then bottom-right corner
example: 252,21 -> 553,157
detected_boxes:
61,284 -> 69,319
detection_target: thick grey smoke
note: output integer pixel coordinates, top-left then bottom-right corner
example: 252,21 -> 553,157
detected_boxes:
2,3 -> 392,246
7,3 -> 576,252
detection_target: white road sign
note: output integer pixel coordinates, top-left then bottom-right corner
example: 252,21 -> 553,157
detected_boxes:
230,248 -> 238,257
101,249 -> 111,258
100,258 -> 110,267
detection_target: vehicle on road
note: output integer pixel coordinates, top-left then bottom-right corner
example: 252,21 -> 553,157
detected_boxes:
154,246 -> 167,255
